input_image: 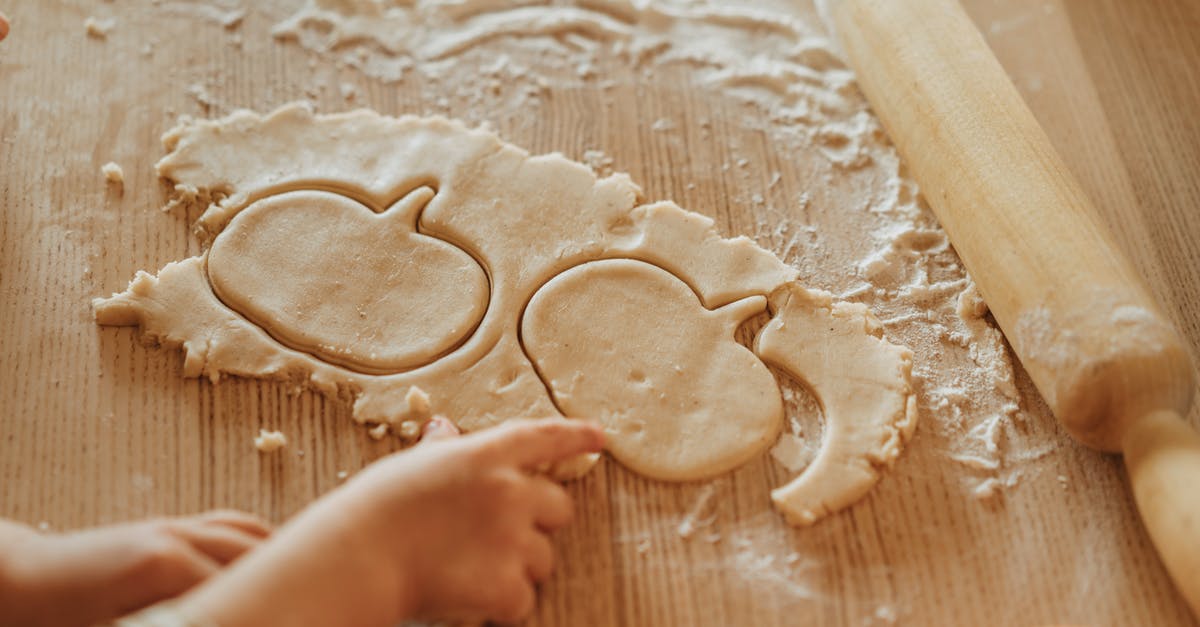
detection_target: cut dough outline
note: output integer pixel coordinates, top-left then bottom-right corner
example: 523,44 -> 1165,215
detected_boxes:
192,177 -> 782,452
198,179 -> 765,391
517,257 -> 772,419
94,103 -> 918,523
203,182 -> 495,375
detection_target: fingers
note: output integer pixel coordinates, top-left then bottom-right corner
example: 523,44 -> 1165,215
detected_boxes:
480,418 -> 605,469
420,415 -> 461,443
522,532 -> 555,583
134,538 -> 222,606
488,566 -> 537,624
194,509 -> 272,538
528,476 -> 574,531
165,520 -> 264,565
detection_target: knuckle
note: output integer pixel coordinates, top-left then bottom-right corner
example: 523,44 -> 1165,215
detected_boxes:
493,573 -> 536,622
150,518 -> 189,540
487,469 -> 526,502
136,535 -> 191,579
552,496 -> 574,526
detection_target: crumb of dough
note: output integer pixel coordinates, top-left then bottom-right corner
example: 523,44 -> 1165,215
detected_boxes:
222,9 -> 246,30
368,422 -> 389,440
37,521 -> 51,532
404,386 -> 431,417
336,470 -> 349,480
85,17 -> 115,39
101,162 -> 124,185
186,83 -> 217,110
254,429 -> 287,452
397,419 -> 421,441
340,83 -> 358,101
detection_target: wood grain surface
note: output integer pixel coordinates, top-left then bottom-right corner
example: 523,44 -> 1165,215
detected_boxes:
1,1 -> 1198,625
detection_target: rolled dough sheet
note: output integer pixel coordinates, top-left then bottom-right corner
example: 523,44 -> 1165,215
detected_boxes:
93,103 -> 917,524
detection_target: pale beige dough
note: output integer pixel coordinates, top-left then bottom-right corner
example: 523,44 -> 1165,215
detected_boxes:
522,259 -> 782,480
101,162 -> 124,185
254,429 -> 288,452
756,284 -> 918,525
94,103 -> 917,521
207,188 -> 488,373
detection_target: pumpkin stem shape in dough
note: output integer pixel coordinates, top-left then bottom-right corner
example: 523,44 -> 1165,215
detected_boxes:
755,283 -> 919,526
207,187 -> 490,374
521,259 -> 784,481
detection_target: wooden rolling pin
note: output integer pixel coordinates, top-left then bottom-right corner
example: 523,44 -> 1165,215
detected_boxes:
830,0 -> 1200,613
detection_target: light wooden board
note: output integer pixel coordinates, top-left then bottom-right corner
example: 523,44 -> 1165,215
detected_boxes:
1,1 -> 1198,625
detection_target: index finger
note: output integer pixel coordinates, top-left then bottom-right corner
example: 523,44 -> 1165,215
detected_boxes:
479,418 -> 605,469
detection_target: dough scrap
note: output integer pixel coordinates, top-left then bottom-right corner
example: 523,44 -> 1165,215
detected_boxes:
755,284 -> 919,525
522,259 -> 782,480
101,162 -> 125,185
84,17 -> 114,39
94,103 -> 917,517
254,429 -> 288,452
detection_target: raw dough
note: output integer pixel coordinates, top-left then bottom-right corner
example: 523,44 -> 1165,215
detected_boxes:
207,188 -> 488,373
254,429 -> 288,452
756,284 -> 918,525
101,162 -> 124,185
84,17 -> 114,39
522,259 -> 782,480
95,103 -> 916,520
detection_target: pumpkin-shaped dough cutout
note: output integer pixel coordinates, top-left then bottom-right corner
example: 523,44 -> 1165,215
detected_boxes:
521,259 -> 783,480
207,187 -> 489,374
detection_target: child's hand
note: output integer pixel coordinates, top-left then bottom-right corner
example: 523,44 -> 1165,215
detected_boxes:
0,510 -> 270,627
177,417 -> 606,626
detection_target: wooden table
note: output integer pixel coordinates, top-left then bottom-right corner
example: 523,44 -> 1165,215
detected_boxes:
1,1 -> 1197,624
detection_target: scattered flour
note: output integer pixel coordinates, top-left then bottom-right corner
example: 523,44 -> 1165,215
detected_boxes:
186,82 -> 219,111
582,149 -> 616,177
770,432 -> 815,473
155,1 -> 247,30
676,484 -> 718,539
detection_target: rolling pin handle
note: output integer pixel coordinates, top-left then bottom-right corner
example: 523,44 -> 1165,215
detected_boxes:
1124,409 -> 1200,615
